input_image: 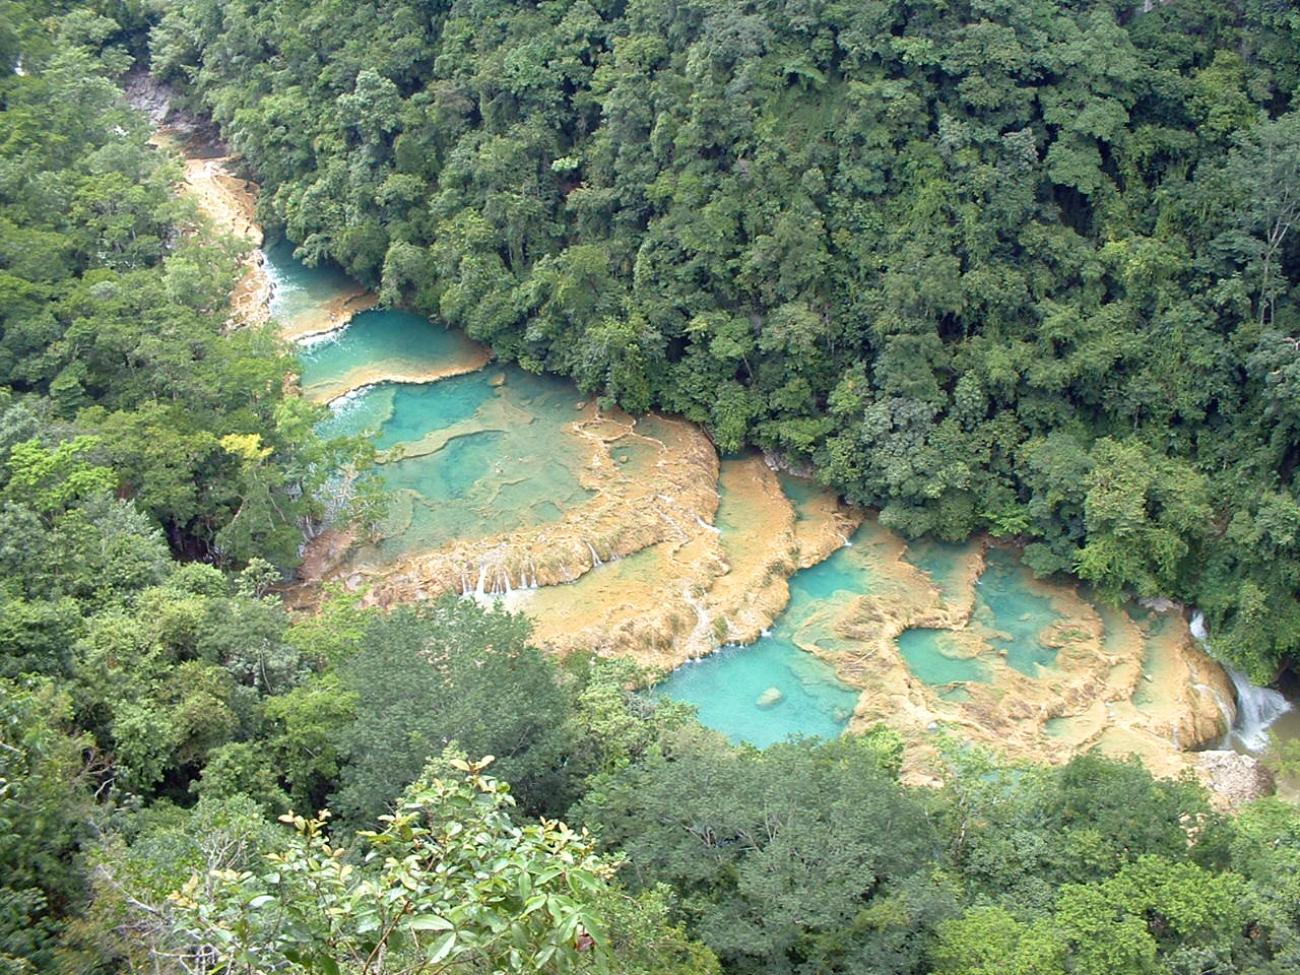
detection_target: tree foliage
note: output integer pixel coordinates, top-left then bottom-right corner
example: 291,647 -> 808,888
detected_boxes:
150,0 -> 1300,674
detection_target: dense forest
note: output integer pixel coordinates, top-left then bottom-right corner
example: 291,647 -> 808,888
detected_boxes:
5,1 -> 1300,974
144,0 -> 1300,678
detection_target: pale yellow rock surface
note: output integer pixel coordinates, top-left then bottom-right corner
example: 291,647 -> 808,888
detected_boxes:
279,290 -> 380,343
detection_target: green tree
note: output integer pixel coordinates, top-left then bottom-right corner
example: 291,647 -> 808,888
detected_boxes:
333,598 -> 573,826
167,755 -> 715,975
577,727 -> 945,973
0,679 -> 94,971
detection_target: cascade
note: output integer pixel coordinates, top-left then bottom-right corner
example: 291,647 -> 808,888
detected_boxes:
1225,666 -> 1291,751
695,514 -> 721,533
1192,611 -> 1290,750
228,153 -> 1275,775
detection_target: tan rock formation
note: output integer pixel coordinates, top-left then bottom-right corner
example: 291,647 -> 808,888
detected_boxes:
303,410 -> 722,622
497,458 -> 857,670
280,290 -> 380,342
770,531 -> 1238,789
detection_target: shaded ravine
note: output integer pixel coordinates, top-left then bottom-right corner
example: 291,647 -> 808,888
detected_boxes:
159,130 -> 1282,802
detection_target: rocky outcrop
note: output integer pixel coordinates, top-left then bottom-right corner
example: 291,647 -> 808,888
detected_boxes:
487,456 -> 861,671
1195,750 -> 1275,806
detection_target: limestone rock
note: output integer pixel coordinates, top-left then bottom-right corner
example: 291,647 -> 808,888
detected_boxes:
756,687 -> 784,709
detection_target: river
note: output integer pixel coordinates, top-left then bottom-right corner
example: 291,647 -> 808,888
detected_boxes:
160,129 -> 1295,800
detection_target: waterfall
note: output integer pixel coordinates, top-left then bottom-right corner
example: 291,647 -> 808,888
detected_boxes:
1225,666 -> 1291,751
1192,611 -> 1291,751
1190,611 -> 1208,642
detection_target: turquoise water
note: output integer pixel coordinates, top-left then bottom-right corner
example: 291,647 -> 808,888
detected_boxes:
896,629 -> 989,684
271,239 -> 595,563
798,543 -> 876,601
903,538 -> 972,605
319,374 -> 495,447
655,522 -> 881,746
654,640 -> 859,747
769,522 -> 880,642
894,544 -> 1061,686
777,471 -> 826,519
266,240 -> 357,325
974,548 -> 1062,675
373,378 -> 496,449
298,309 -> 482,402
329,368 -> 594,562
316,384 -> 397,440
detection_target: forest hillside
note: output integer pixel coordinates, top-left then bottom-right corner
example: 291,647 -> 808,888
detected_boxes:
151,0 -> 1300,675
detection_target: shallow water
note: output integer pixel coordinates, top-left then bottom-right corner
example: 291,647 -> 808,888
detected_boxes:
896,629 -> 989,684
338,369 -> 595,563
297,308 -> 486,402
371,377 -> 496,449
777,471 -> 828,518
972,548 -> 1062,676
269,244 -> 597,566
902,537 -> 971,606
317,384 -> 398,441
267,241 -> 359,328
652,518 -> 883,745
652,640 -> 859,747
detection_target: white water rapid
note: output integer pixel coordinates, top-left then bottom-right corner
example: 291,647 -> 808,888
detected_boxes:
1191,611 -> 1292,751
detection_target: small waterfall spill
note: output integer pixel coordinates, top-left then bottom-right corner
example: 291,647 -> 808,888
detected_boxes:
297,326 -> 347,350
1191,611 -> 1291,751
1189,611 -> 1208,642
1225,666 -> 1291,751
695,514 -> 721,534
456,555 -> 548,601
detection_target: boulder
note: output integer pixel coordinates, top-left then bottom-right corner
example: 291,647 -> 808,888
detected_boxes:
756,686 -> 785,709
